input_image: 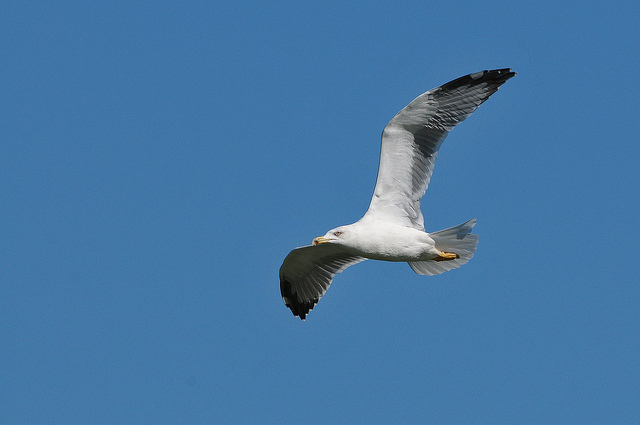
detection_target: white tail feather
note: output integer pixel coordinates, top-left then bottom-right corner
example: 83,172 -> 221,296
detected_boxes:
408,218 -> 478,276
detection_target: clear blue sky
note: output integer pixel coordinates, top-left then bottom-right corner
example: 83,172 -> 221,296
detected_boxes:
2,1 -> 639,424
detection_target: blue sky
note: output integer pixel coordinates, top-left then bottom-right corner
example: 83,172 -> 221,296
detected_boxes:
2,1 -> 639,423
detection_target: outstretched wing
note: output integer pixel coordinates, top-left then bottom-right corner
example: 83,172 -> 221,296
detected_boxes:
280,244 -> 366,320
363,68 -> 516,230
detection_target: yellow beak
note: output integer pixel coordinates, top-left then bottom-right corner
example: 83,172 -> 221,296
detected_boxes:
312,236 -> 331,246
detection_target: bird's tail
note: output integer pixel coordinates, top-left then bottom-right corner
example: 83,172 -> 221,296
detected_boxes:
408,218 -> 478,276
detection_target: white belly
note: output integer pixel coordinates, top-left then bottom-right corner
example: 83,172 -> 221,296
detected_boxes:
348,223 -> 440,262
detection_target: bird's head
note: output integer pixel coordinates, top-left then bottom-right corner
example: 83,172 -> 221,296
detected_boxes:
312,225 -> 352,246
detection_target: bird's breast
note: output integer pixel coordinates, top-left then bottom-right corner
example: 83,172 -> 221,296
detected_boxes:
350,226 -> 437,262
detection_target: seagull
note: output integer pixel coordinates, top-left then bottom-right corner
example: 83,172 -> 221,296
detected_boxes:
280,68 -> 516,320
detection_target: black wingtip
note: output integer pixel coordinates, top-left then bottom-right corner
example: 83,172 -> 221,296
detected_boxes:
440,68 -> 516,92
280,278 -> 315,321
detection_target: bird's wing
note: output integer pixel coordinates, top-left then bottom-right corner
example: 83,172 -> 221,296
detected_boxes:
280,244 -> 366,320
363,68 -> 516,230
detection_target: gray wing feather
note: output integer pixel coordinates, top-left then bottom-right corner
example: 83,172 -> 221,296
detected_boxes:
280,244 -> 366,320
364,68 -> 516,229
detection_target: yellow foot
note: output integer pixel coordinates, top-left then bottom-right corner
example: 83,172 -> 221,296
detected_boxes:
434,251 -> 460,262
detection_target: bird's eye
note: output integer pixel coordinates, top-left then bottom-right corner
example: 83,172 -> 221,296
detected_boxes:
334,231 -> 342,236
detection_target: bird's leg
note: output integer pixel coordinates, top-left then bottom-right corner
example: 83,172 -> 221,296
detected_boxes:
433,251 -> 460,261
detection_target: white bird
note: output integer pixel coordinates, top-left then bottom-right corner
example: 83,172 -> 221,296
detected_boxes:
280,69 -> 516,320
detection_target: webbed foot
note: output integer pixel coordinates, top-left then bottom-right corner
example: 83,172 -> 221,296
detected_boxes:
433,251 -> 460,261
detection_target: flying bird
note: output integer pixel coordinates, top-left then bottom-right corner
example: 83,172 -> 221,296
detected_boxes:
280,68 -> 516,320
